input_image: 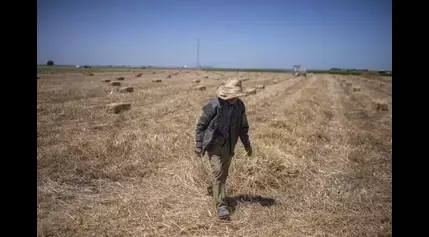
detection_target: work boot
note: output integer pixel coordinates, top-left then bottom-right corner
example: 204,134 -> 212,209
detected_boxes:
217,205 -> 230,220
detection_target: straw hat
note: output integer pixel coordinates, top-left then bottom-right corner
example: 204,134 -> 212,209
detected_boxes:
216,78 -> 247,100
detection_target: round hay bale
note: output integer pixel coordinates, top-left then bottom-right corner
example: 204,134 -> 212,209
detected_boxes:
194,85 -> 206,91
116,77 -> 125,81
372,102 -> 389,111
204,76 -> 209,78
107,102 -> 131,114
119,86 -> 134,93
255,84 -> 265,89
152,79 -> 162,83
109,81 -> 121,86
136,73 -> 143,77
353,87 -> 361,92
245,88 -> 257,95
102,79 -> 111,83
273,79 -> 278,84
192,79 -> 201,83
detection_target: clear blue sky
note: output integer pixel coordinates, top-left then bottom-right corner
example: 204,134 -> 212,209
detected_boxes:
37,0 -> 392,70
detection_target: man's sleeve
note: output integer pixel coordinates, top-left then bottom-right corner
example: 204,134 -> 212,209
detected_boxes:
239,102 -> 250,147
195,102 -> 216,148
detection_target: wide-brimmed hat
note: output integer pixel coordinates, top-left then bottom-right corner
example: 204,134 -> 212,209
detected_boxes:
216,78 -> 247,100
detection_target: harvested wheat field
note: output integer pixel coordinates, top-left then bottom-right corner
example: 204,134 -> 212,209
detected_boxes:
37,69 -> 392,237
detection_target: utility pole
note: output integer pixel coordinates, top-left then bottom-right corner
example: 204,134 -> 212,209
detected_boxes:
197,38 -> 200,69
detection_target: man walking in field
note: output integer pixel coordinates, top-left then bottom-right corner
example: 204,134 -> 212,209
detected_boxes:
195,78 -> 253,220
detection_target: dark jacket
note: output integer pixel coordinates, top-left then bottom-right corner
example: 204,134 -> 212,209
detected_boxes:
195,97 -> 250,155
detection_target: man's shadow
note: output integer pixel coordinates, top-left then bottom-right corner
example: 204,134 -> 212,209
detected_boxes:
226,195 -> 277,213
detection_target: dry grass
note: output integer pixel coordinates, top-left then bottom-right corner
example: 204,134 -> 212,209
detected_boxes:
245,88 -> 257,95
193,85 -> 207,91
37,70 -> 391,237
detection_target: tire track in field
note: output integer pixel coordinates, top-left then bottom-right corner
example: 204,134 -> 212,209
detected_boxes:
335,75 -> 392,236
288,74 -> 391,236
312,75 -> 352,172
246,75 -> 314,123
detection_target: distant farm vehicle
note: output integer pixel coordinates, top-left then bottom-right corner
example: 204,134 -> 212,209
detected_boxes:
293,65 -> 307,77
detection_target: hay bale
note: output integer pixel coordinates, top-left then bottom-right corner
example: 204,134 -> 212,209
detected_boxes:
273,79 -> 278,84
119,86 -> 134,93
87,73 -> 94,76
346,82 -> 352,87
116,77 -> 125,81
152,72 -> 156,74
255,84 -> 265,89
204,76 -> 209,78
136,73 -> 142,77
192,79 -> 201,83
245,88 -> 257,95
102,79 -> 111,83
167,75 -> 172,79
152,79 -> 162,83
353,87 -> 361,92
194,85 -> 206,91
109,81 -> 121,86
107,102 -> 131,114
372,102 -> 389,111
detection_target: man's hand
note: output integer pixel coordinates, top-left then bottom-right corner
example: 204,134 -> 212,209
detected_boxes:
245,145 -> 253,157
195,147 -> 203,157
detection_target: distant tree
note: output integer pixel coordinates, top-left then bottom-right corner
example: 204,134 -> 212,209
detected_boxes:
47,60 -> 54,66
